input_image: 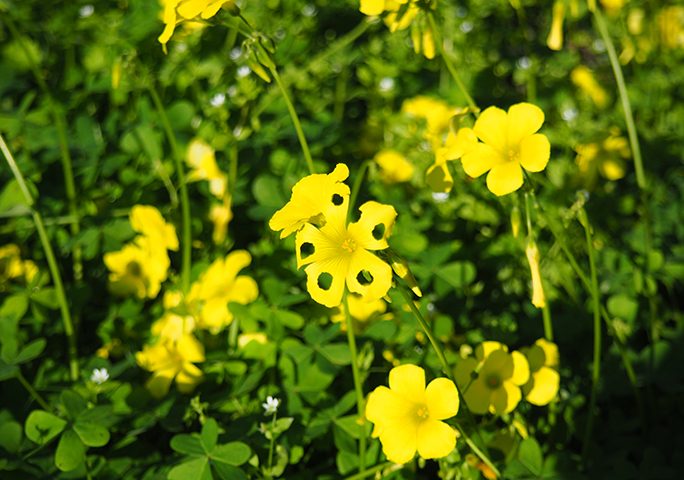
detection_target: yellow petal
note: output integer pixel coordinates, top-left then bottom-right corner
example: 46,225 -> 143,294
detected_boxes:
201,0 -> 229,19
389,364 -> 426,402
346,249 -> 393,301
454,357 -> 479,388
547,0 -> 565,51
177,0 -> 206,19
228,275 -> 259,304
360,0 -> 385,16
374,150 -> 415,183
536,338 -> 560,368
177,334 -> 205,363
473,106 -> 508,152
507,103 -> 545,147
463,378 -> 491,414
146,371 -> 174,398
366,386 -> 415,424
511,351 -> 530,385
426,378 -> 459,420
176,363 -> 203,393
347,201 -> 397,251
461,143 -> 503,178
523,366 -> 560,406
475,341 -> 507,361
417,420 -> 456,459
443,127 -> 479,161
489,382 -> 522,414
379,419 -> 419,464
426,161 -> 454,193
421,28 -> 436,60
486,161 -> 523,196
519,134 -> 550,172
304,257 -> 348,308
480,349 -> 513,380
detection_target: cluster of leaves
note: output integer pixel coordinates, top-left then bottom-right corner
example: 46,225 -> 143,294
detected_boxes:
1,0 -> 684,479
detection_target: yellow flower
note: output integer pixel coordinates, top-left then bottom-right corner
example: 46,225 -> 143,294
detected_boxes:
461,103 -> 550,196
359,0 -> 385,16
186,139 -> 228,199
575,129 -> 630,183
136,334 -> 205,398
600,0 -> 625,15
331,293 -> 389,329
295,199 -> 397,308
374,149 -> 415,183
130,205 -> 179,252
401,96 -> 457,148
187,251 -> 258,333
426,127 -> 479,193
158,0 -> 234,52
237,332 -> 268,349
103,237 -> 170,299
547,0 -> 565,51
454,341 -> 530,415
525,240 -> 546,309
269,163 -> 350,239
209,198 -> 233,244
0,244 -> 37,288
384,1 -> 420,33
658,7 -> 684,50
366,364 -> 459,464
151,292 -> 196,342
570,66 -> 609,108
521,339 -> 560,406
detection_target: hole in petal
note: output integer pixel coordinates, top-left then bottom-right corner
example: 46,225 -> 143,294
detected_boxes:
299,242 -> 315,259
332,193 -> 344,206
372,223 -> 385,240
317,272 -> 333,290
356,270 -> 374,286
126,261 -> 142,277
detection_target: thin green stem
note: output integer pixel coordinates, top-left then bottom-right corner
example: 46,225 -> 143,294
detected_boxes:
347,161 -> 371,222
579,208 -> 602,464
1,134 -> 79,381
396,284 -> 500,478
269,65 -> 315,175
3,15 -> 83,283
266,411 -> 278,478
147,83 -> 192,293
17,371 -> 51,411
426,12 -> 478,112
343,462 -> 397,480
343,293 -> 366,473
542,305 -> 554,342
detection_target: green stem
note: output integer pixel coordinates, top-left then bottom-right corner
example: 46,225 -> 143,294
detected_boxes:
147,83 -> 192,293
266,411 -> 277,478
3,15 -> 83,283
426,12 -> 478,112
269,65 -> 315,175
343,462 -> 397,480
1,134 -> 79,381
542,305 -> 554,342
397,284 -> 500,478
17,371 -> 51,411
578,207 -> 602,464
343,293 -> 366,473
347,161 -> 371,222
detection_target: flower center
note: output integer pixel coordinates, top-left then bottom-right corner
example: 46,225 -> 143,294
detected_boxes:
507,148 -> 520,162
486,375 -> 502,389
415,405 -> 430,420
341,237 -> 357,253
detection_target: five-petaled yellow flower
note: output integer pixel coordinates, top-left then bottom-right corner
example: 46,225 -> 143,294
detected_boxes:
461,103 -> 550,196
455,341 -> 530,415
295,198 -> 397,308
521,339 -> 560,406
269,163 -> 350,239
158,0 -> 234,52
103,236 -> 170,299
136,333 -> 205,397
130,205 -> 179,252
374,149 -> 415,183
366,364 -> 459,464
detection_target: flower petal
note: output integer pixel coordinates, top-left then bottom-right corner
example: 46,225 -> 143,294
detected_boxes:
366,386 -> 414,424
360,0 -> 385,16
473,106 -> 508,152
145,371 -> 174,398
523,367 -> 560,406
425,160 -> 453,193
536,339 -> 560,368
461,143 -> 503,178
463,378 -> 491,414
177,335 -> 205,363
454,357 -> 479,388
176,363 -> 203,393
507,103 -> 545,146
389,364 -> 426,402
304,257 -> 348,308
426,378 -> 459,420
520,133 -> 551,172
480,349 -> 513,380
379,420 -> 418,464
348,201 -> 397,251
511,351 -> 530,385
486,161 -> 523,196
229,276 -> 259,304
417,420 -> 457,459
443,127 -> 479,161
490,382 -> 522,414
346,250 -> 393,301
475,341 -> 507,361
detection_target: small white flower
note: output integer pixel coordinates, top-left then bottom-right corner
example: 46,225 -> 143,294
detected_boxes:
79,5 -> 94,18
237,66 -> 251,78
378,77 -> 395,92
262,396 -> 280,415
210,93 -> 226,107
90,368 -> 109,385
431,192 -> 449,203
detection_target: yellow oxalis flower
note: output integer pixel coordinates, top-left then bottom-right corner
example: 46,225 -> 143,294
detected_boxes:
151,291 -> 196,342
374,149 -> 415,183
0,244 -> 38,288
103,237 -> 170,299
402,96 -> 457,148
366,364 -> 459,464
658,7 -> 684,50
158,0 -> 234,52
455,341 -> 530,415
136,334 -> 205,398
295,199 -> 397,308
186,139 -> 228,199
269,163 -> 350,239
521,339 -> 560,406
426,127 -> 479,193
187,250 -> 258,333
130,205 -> 179,251
571,66 -> 608,108
331,293 -> 389,330
209,198 -> 233,244
576,129 -> 630,184
461,103 -> 550,196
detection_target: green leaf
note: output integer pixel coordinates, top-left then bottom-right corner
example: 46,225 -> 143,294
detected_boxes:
30,288 -> 60,309
201,418 -> 219,452
0,420 -> 22,453
25,410 -> 67,445
0,361 -> 18,381
272,309 -> 304,329
55,429 -> 85,472
435,261 -> 476,290
61,390 -> 87,420
170,434 -> 205,456
13,338 -> 46,365
210,442 -> 251,466
211,462 -> 247,480
168,457 -> 213,480
607,294 -> 639,323
318,344 -> 351,366
518,437 -> 543,476
73,421 -> 110,447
